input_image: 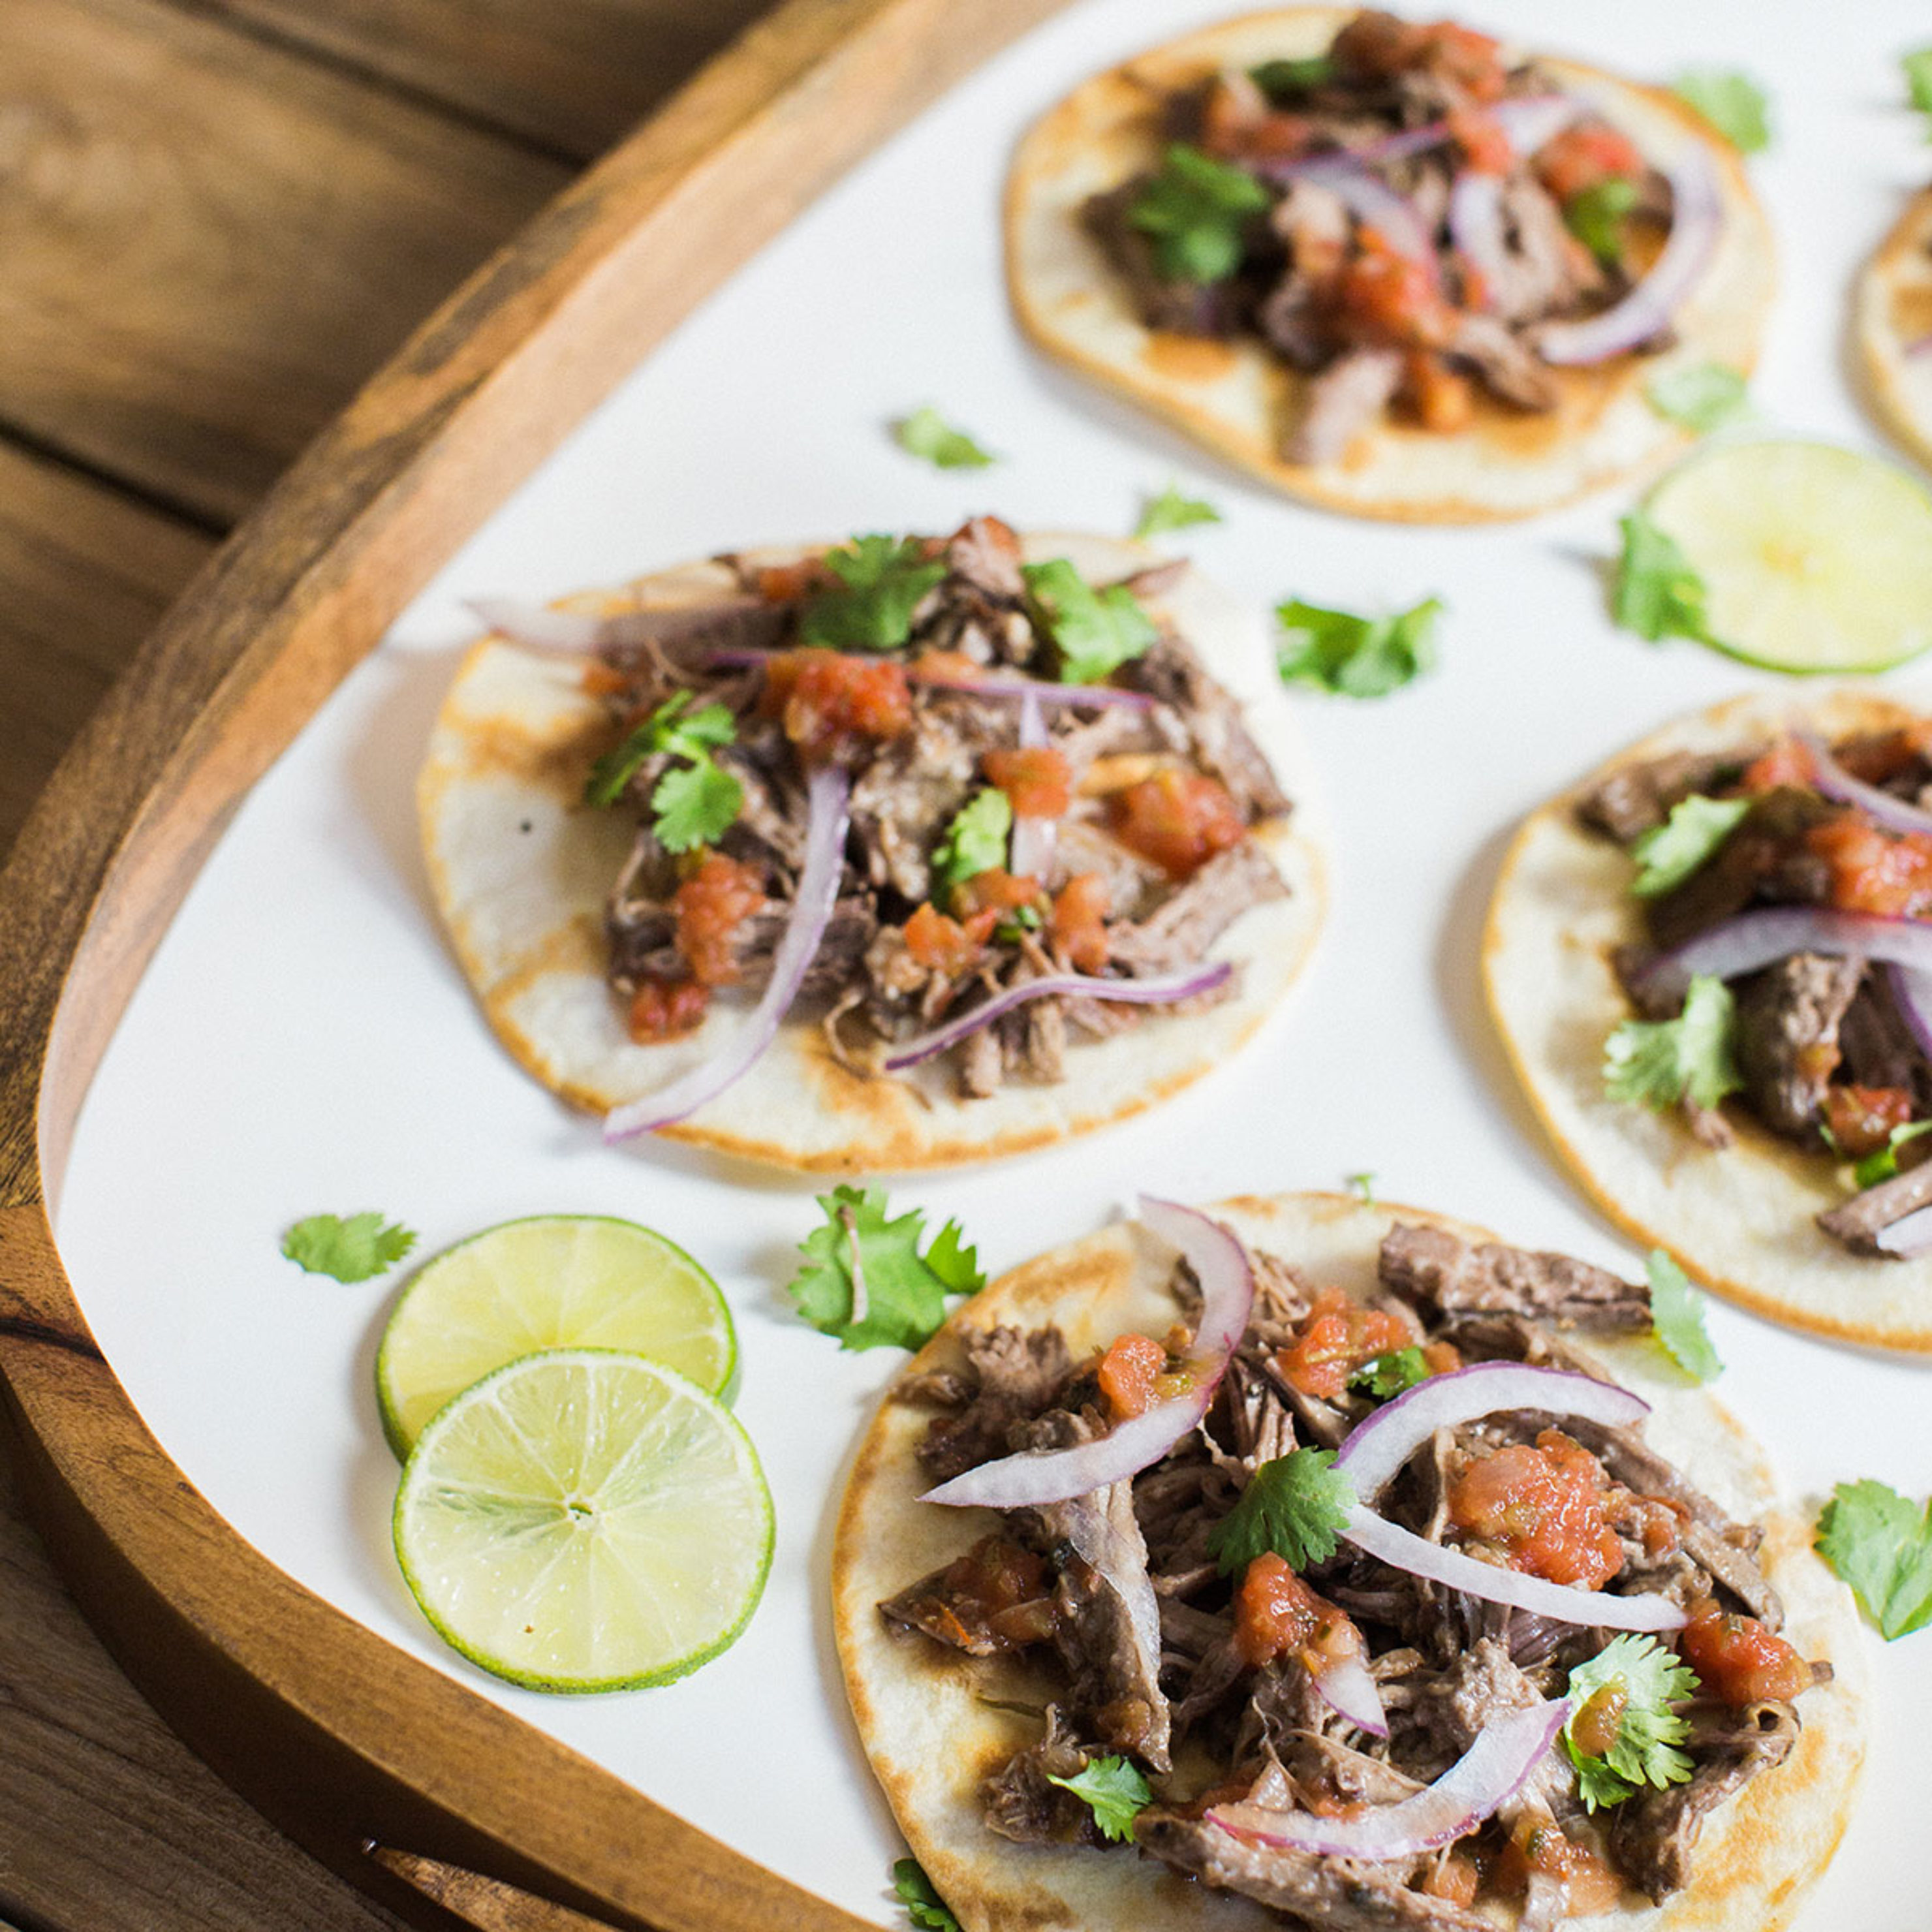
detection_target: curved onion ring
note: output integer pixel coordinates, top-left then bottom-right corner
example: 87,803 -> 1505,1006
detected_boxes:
1341,1507 -> 1688,1631
1007,688 -> 1058,882
1335,1360 -> 1648,1500
1447,172 -> 1508,306
881,962 -> 1233,1072
1630,906 -> 1932,1007
1310,1649 -> 1390,1739
1138,1195 -> 1256,1362
1491,93 -> 1581,158
1208,1698 -> 1569,1860
603,764 -> 850,1140
1799,731 -> 1932,839
1296,158 -> 1439,270
1538,142 -> 1722,365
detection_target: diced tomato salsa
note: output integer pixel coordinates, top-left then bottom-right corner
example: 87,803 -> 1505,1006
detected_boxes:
903,900 -> 990,974
1822,1083 -> 1915,1158
1109,770 -> 1247,879
1330,232 -> 1459,350
1447,1428 -> 1623,1589
762,647 -> 912,760
951,868 -> 1042,918
1535,121 -> 1645,202
672,852 -> 766,987
626,977 -> 709,1043
1447,106 -> 1511,176
984,745 -> 1072,819
1097,1332 -> 1167,1420
1232,1553 -> 1364,1670
1805,816 -> 1932,918
1739,736 -> 1817,794
922,1536 -> 1055,1653
1050,873 -> 1111,974
1679,1598 -> 1812,1704
1275,1284 -> 1418,1401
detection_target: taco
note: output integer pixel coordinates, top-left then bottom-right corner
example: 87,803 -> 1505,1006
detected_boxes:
1855,185 -> 1932,475
1486,688 -> 1932,1351
418,520 -> 1323,1172
833,1191 -> 1863,1932
1006,8 -> 1773,523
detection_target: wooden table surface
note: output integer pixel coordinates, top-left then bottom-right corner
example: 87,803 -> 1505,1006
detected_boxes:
0,3 -> 769,1924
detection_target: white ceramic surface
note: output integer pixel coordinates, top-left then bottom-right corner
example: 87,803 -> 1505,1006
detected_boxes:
55,1 -> 1932,1925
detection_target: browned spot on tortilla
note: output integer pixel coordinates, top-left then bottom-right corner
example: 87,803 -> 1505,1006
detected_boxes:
458,712 -> 610,794
488,912 -> 607,1004
1890,283 -> 1932,345
1143,332 -> 1240,383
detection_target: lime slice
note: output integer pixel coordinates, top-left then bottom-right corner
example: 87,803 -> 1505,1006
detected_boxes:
394,1348 -> 773,1691
1645,441 -> 1932,673
377,1215 -> 734,1456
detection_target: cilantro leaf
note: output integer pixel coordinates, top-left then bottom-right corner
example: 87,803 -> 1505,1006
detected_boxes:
1563,178 -> 1638,264
1645,362 -> 1751,433
1562,1634 -> 1699,1811
1628,794 -> 1749,898
1816,1479 -> 1932,1640
1603,974 -> 1742,1113
1251,55 -> 1335,101
652,756 -> 745,854
1613,510 -> 1716,646
801,535 -> 947,651
787,1187 -> 983,1351
894,405 -> 996,471
585,695 -> 744,852
1045,1756 -> 1153,1843
1208,1448 -> 1357,1576
932,788 -> 1013,892
1129,143 -> 1270,283
1645,1249 -> 1722,1382
1350,1347 -> 1429,1399
1907,49 -> 1932,124
1672,70 -> 1771,153
281,1212 -> 417,1284
1852,1118 -> 1932,1189
1275,597 -> 1441,698
1023,557 -> 1159,684
891,1859 -> 961,1932
1135,482 -> 1223,539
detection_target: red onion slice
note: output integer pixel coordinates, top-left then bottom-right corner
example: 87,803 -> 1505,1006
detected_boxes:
1137,1196 -> 1256,1361
1335,1361 -> 1648,1501
1309,1650 -> 1389,1739
1799,732 -> 1932,838
1447,172 -> 1508,306
602,764 -> 851,1140
1258,121 -> 1451,183
1877,1204 -> 1932,1257
1341,1506 -> 1687,1630
1209,1697 -> 1568,1860
906,668 -> 1158,713
1538,143 -> 1722,365
1007,689 -> 1058,881
880,962 -> 1233,1073
1296,159 -> 1438,270
1491,93 -> 1581,158
1630,907 -> 1932,1007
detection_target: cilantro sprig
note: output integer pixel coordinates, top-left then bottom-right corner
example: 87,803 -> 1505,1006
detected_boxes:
1046,1756 -> 1153,1842
1275,597 -> 1441,698
1816,1480 -> 1932,1640
787,1187 -> 985,1351
1645,362 -> 1751,434
1350,1347 -> 1429,1399
1628,794 -> 1749,899
932,788 -> 1013,892
1251,55 -> 1335,101
1023,557 -> 1158,684
891,1859 -> 961,1932
802,535 -> 948,651
1603,974 -> 1742,1113
1208,1448 -> 1356,1575
895,406 -> 996,471
1562,1634 -> 1700,1811
1613,510 -> 1716,647
1645,1250 -> 1722,1382
1671,70 -> 1771,153
1563,178 -> 1638,264
1135,482 -> 1223,540
584,693 -> 745,853
281,1212 -> 418,1284
1129,144 -> 1270,283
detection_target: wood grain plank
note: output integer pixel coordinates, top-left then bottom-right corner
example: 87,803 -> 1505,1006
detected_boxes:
171,0 -> 774,159
0,0 -> 569,526
0,444 -> 213,858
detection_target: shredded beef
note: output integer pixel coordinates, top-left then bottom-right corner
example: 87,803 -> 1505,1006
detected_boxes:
1288,347 -> 1407,464
1576,750 -> 1743,845
1379,1223 -> 1650,1331
1732,953 -> 1865,1138
912,1324 -> 1074,1482
982,1706 -> 1100,1845
1817,1155 -> 1932,1254
1110,839 -> 1288,977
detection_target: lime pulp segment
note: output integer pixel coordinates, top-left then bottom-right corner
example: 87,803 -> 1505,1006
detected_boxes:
394,1348 -> 773,1692
377,1215 -> 736,1455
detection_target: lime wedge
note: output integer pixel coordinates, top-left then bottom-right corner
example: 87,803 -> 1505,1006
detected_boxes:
377,1215 -> 734,1457
394,1348 -> 773,1692
1645,441 -> 1932,673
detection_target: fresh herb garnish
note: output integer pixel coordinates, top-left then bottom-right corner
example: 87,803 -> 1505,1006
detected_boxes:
894,405 -> 997,471
1613,510 -> 1716,646
281,1212 -> 418,1284
1022,557 -> 1159,684
1603,974 -> 1742,1112
1645,1249 -> 1722,1382
1128,143 -> 1271,283
1046,1756 -> 1153,1843
1671,70 -> 1771,153
995,903 -> 1044,944
800,535 -> 948,651
1907,49 -> 1932,124
1563,178 -> 1639,263
933,788 -> 1013,892
1628,794 -> 1749,898
1816,1480 -> 1932,1640
1562,1634 -> 1700,1811
891,1858 -> 961,1932
1208,1448 -> 1357,1575
1350,1347 -> 1429,1399
1135,481 -> 1223,539
584,693 -> 743,852
1251,55 -> 1335,101
1852,1119 -> 1932,1189
1347,1171 -> 1377,1206
1645,362 -> 1751,433
1275,597 -> 1441,698
787,1187 -> 986,1352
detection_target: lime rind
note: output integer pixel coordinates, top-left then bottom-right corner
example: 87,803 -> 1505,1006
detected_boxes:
1645,440 -> 1932,675
394,1347 -> 773,1693
375,1213 -> 736,1457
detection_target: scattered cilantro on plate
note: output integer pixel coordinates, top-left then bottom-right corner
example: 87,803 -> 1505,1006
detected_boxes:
1563,1634 -> 1699,1811
1275,597 -> 1441,698
891,1858 -> 960,1932
1046,1756 -> 1153,1843
801,535 -> 948,650
1816,1480 -> 1932,1640
281,1212 -> 417,1284
1208,1448 -> 1356,1574
1645,362 -> 1751,433
1628,795 -> 1749,898
895,405 -> 996,471
1645,1250 -> 1722,1382
1613,511 -> 1716,646
1671,70 -> 1771,152
788,1187 -> 985,1351
1135,482 -> 1223,539
1023,557 -> 1158,684
1128,143 -> 1270,283
1602,974 -> 1741,1112
932,788 -> 1013,892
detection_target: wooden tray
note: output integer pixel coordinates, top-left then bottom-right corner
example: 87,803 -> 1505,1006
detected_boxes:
0,3 -> 1064,1925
